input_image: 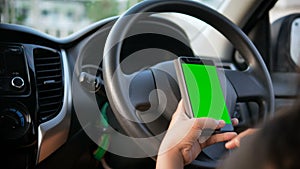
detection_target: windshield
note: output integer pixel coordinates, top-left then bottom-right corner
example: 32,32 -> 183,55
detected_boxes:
0,0 -> 224,38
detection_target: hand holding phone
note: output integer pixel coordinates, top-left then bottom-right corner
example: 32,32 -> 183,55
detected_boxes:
175,57 -> 233,132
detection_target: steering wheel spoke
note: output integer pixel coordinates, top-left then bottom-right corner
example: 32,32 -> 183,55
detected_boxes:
225,70 -> 268,102
225,69 -> 272,122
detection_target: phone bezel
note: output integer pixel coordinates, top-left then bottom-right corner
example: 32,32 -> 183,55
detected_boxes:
175,57 -> 233,132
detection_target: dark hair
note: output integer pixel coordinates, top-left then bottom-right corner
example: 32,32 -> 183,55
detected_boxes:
219,103 -> 300,169
260,104 -> 300,169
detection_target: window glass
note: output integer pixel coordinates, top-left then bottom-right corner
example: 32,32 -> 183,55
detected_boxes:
0,0 -> 224,38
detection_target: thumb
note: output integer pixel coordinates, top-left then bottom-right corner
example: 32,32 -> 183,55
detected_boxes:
169,100 -> 189,127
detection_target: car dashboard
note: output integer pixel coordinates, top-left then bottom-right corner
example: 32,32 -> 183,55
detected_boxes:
0,16 -> 197,169
0,25 -> 73,168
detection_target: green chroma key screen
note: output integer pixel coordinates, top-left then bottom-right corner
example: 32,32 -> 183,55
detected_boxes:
182,63 -> 231,124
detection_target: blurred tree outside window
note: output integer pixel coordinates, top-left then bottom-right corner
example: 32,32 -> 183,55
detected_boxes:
6,0 -> 294,38
0,0 -> 143,38
0,0 -> 223,38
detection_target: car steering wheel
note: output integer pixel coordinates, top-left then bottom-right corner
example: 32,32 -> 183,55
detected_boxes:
103,0 -> 274,167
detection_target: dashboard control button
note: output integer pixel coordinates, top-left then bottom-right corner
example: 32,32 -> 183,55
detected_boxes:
0,107 -> 30,140
11,76 -> 24,89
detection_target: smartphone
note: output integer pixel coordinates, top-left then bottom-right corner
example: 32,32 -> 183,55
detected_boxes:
175,57 -> 233,132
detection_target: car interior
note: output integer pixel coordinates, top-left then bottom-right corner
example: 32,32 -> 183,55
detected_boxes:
0,0 -> 299,169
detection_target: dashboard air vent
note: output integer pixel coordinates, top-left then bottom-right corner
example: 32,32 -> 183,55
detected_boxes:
33,48 -> 64,123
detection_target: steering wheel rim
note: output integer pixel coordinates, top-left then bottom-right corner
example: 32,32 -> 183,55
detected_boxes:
103,0 -> 274,166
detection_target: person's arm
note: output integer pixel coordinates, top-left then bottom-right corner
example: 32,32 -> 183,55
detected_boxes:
156,101 -> 237,169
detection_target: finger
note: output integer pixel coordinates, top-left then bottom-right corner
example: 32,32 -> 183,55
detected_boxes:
225,128 -> 257,149
193,119 -> 225,144
193,118 -> 222,131
216,120 -> 226,129
169,100 -> 187,127
225,138 -> 240,149
231,118 -> 239,126
200,132 -> 237,148
184,118 -> 221,143
171,100 -> 188,119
